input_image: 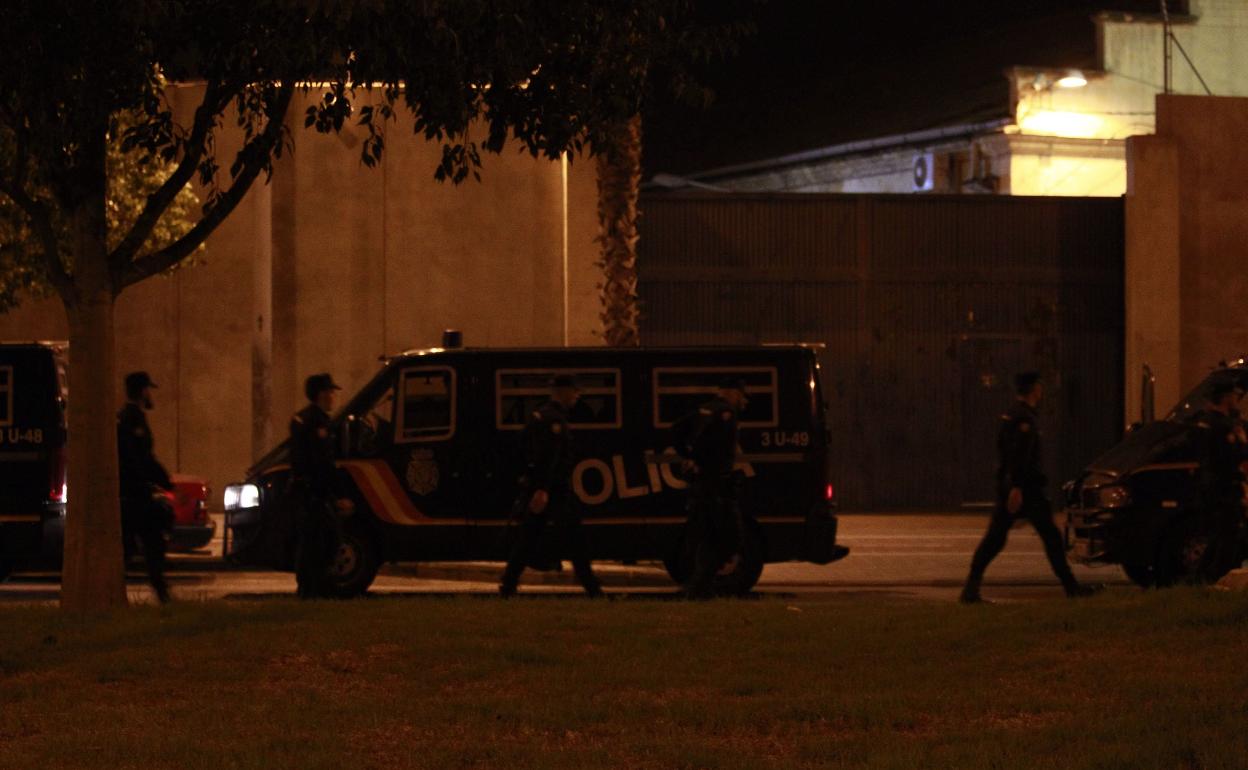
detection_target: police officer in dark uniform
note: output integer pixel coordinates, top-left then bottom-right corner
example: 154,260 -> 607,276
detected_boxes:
673,376 -> 749,599
117,371 -> 174,604
499,374 -> 603,598
961,371 -> 1096,603
290,373 -> 354,599
1191,379 -> 1248,579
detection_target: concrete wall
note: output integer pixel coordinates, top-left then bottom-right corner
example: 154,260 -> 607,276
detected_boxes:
0,87 -> 603,504
1125,94 -> 1248,421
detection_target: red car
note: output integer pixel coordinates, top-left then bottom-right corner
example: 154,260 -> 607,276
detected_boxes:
164,474 -> 216,552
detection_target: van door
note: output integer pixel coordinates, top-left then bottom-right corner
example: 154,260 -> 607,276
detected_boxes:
352,364 -> 469,558
480,366 -> 640,559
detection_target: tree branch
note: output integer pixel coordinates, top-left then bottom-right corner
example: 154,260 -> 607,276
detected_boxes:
119,82 -> 294,289
0,178 -> 72,300
108,79 -> 225,271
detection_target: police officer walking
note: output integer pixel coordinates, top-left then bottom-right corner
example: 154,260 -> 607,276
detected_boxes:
1192,379 -> 1248,580
117,371 -> 174,604
961,372 -> 1097,603
499,374 -> 603,598
290,373 -> 354,599
673,377 -> 749,599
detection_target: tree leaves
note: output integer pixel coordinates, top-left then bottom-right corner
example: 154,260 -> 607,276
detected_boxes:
0,0 -> 746,302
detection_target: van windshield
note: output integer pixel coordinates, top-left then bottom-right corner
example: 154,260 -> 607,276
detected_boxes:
1166,367 -> 1248,423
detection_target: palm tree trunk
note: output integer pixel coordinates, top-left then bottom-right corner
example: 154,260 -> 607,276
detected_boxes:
595,114 -> 643,347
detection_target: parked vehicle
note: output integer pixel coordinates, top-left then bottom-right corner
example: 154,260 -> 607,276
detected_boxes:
1064,362 -> 1248,586
224,343 -> 848,597
0,342 -> 68,581
166,474 -> 215,552
0,341 -> 213,581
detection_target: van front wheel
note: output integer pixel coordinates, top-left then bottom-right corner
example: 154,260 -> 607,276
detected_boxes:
321,520 -> 381,598
0,558 -> 12,583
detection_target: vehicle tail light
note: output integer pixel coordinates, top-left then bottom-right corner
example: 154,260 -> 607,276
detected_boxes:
825,483 -> 835,502
48,446 -> 68,503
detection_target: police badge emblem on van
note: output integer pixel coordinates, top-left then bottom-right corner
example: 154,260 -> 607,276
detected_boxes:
405,449 -> 439,496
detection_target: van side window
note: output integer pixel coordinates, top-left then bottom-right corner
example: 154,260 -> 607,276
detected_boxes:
353,385 -> 396,455
496,369 -> 622,430
397,367 -> 455,442
0,365 -> 12,427
653,367 -> 779,428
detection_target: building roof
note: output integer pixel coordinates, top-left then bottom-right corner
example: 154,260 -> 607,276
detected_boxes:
643,0 -> 1184,181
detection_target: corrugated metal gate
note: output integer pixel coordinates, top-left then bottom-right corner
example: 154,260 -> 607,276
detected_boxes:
638,193 -> 1124,510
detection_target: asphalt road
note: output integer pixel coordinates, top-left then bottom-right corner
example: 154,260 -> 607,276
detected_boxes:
0,513 -> 1131,605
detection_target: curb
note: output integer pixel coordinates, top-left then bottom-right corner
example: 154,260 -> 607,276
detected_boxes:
387,561 -> 675,587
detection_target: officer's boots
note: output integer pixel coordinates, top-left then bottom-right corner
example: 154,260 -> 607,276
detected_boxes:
1065,582 -> 1103,599
959,569 -> 985,604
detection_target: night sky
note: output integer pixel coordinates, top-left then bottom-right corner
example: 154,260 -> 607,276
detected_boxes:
643,0 -> 1179,179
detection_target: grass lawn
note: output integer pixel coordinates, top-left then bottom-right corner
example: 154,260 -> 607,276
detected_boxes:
1,589 -> 1247,769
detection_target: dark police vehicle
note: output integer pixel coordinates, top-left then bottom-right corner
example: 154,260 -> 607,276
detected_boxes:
0,342 -> 68,581
224,343 -> 848,596
1064,362 -> 1248,587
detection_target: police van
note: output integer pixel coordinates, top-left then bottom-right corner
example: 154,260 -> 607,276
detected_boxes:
0,342 -> 68,581
224,343 -> 848,596
1064,361 -> 1248,587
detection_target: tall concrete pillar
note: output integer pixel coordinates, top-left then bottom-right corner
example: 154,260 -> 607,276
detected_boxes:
1124,134 -> 1181,424
1125,95 -> 1248,423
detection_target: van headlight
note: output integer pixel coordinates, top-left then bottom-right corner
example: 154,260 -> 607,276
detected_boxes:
1093,485 -> 1131,509
223,483 -> 260,511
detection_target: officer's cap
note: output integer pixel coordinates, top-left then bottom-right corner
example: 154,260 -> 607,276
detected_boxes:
304,373 -> 342,401
124,371 -> 157,398
550,373 -> 579,390
718,376 -> 748,394
1014,371 -> 1041,395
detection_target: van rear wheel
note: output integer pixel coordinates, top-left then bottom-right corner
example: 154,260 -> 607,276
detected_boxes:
663,518 -> 766,597
0,558 -> 12,583
714,520 -> 766,596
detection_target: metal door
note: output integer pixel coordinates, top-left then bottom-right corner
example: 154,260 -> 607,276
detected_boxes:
959,337 -> 1028,506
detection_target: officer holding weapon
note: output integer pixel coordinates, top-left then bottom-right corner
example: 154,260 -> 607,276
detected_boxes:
117,371 -> 174,604
290,373 -> 354,599
499,374 -> 604,598
673,377 -> 749,599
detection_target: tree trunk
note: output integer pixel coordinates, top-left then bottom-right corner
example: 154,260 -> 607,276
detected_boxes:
59,131 -> 127,611
61,289 -> 126,611
596,114 -> 643,347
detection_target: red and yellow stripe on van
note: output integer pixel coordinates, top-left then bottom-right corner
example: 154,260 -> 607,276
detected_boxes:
338,459 -> 435,526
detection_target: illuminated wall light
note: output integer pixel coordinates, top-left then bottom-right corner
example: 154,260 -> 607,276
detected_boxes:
1018,110 -> 1104,139
1056,70 -> 1088,88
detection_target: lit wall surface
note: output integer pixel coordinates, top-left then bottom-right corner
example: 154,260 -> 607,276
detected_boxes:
1008,154 -> 1127,197
1006,1 -> 1248,196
